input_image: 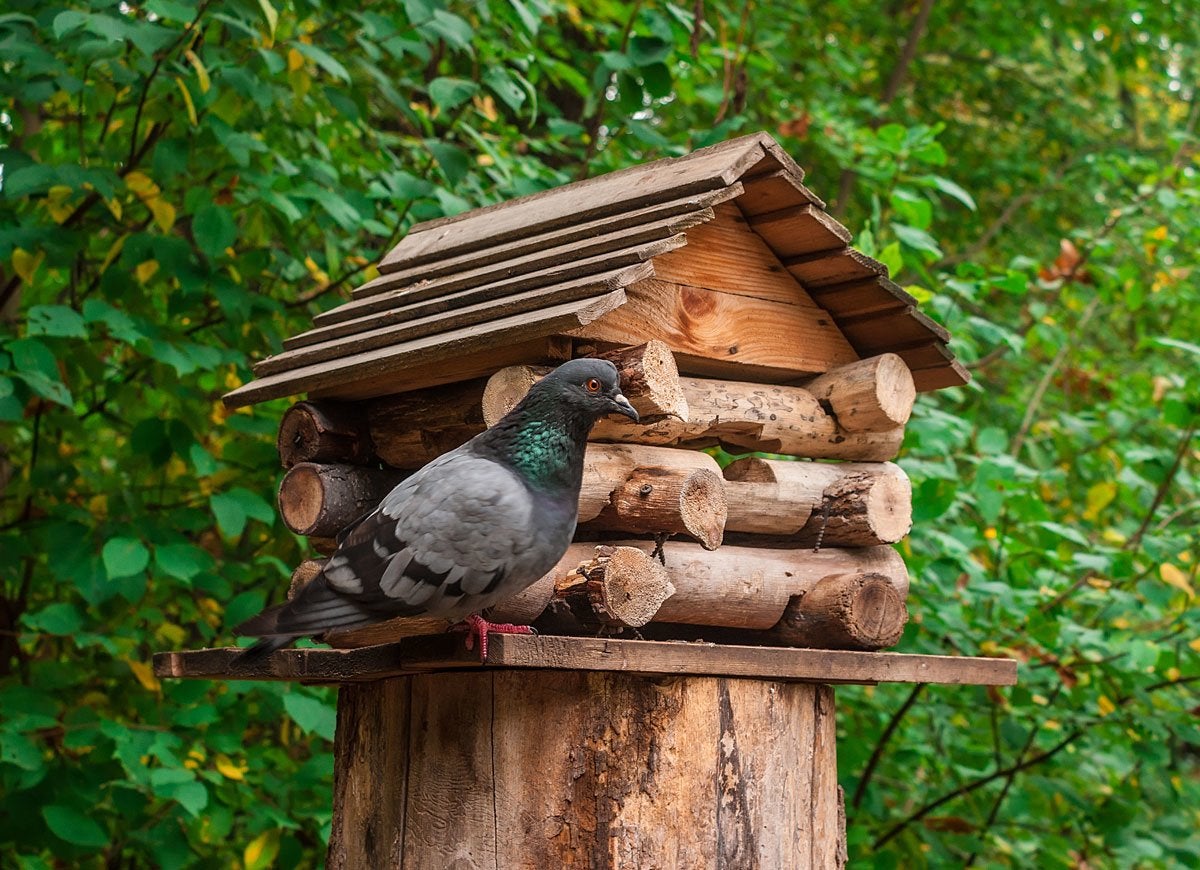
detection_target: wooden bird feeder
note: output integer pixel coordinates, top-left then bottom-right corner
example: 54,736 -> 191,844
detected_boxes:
156,132 -> 1014,867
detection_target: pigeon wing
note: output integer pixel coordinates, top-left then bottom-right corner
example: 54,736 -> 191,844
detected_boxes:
319,452 -> 538,616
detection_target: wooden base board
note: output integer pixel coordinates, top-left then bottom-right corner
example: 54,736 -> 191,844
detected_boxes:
153,634 -> 1017,687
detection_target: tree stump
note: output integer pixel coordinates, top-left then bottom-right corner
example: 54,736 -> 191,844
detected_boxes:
327,671 -> 846,869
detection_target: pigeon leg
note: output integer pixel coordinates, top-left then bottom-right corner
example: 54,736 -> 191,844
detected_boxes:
450,614 -> 535,661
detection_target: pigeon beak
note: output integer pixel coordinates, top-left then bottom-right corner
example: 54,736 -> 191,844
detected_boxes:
610,393 -> 639,423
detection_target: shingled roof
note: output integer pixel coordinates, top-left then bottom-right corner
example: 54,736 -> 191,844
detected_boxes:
224,132 -> 967,407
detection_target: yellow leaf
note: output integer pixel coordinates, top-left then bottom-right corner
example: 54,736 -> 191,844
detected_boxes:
149,197 -> 176,233
45,185 -> 76,224
185,49 -> 210,93
135,260 -> 159,284
257,0 -> 279,40
174,76 -> 198,126
287,47 -> 304,72
105,197 -> 123,220
124,171 -> 158,194
1082,481 -> 1117,520
1097,695 -> 1116,717
1150,225 -> 1169,241
12,247 -> 45,282
155,622 -> 187,647
244,830 -> 280,870
100,233 -> 129,275
125,658 -> 161,694
215,754 -> 246,781
1159,563 -> 1195,599
1189,638 -> 1200,652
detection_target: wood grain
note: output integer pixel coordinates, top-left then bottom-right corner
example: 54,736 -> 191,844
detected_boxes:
153,634 -> 1018,685
224,291 -> 627,407
355,214 -> 703,303
784,248 -> 886,289
378,132 -> 772,270
575,277 -> 858,378
651,201 -> 825,305
377,188 -> 739,288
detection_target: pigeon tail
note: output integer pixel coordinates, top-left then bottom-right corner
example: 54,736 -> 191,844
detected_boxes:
230,635 -> 293,669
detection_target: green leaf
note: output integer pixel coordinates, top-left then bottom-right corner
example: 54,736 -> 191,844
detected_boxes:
427,141 -> 470,186
283,692 -> 336,740
42,805 -> 110,848
52,10 -> 88,39
102,537 -> 150,580
23,602 -> 84,635
483,67 -> 525,112
256,0 -> 278,37
154,543 -> 213,582
922,174 -> 977,211
1153,336 -> 1200,357
891,223 -> 943,258
171,780 -> 209,817
6,338 -> 59,380
877,242 -> 903,276
210,492 -> 247,538
293,42 -> 350,81
26,304 -> 87,338
192,205 -> 237,258
428,77 -> 478,111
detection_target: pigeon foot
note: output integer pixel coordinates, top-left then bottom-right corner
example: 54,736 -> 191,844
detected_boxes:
450,614 -> 535,661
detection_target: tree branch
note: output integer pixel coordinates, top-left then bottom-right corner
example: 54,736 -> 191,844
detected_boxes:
833,0 -> 936,217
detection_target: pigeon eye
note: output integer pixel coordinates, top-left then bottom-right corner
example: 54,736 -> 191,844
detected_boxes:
585,378 -> 601,393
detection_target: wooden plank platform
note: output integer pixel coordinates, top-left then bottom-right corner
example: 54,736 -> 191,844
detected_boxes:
153,634 -> 1017,686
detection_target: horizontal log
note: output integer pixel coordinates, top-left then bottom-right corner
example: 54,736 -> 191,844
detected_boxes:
367,378 -> 489,469
484,356 -> 906,461
800,352 -> 915,432
544,540 -> 908,632
277,463 -> 405,537
578,443 -> 726,549
555,545 -> 675,628
278,401 -> 372,468
279,444 -> 729,553
481,340 -> 687,427
722,457 -> 912,546
770,572 -> 908,650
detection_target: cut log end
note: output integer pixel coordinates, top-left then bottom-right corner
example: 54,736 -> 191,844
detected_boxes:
803,353 -> 916,432
278,464 -> 326,534
277,401 -> 372,468
609,466 -> 726,550
772,572 -> 908,650
557,545 -> 676,628
277,463 -> 404,538
594,340 -> 690,422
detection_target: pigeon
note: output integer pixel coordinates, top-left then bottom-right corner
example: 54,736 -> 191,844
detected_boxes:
231,358 -> 639,666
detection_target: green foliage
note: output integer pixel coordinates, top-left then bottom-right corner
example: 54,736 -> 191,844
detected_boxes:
1,0 -> 1197,866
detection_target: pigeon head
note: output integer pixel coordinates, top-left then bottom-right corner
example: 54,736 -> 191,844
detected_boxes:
538,358 -> 639,424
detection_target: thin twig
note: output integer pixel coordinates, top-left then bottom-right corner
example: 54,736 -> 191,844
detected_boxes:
851,683 -> 925,810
